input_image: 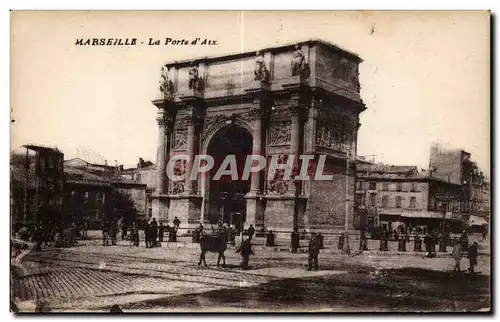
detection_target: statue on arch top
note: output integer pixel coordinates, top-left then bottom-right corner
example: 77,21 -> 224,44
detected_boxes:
188,64 -> 205,93
291,44 -> 310,80
159,65 -> 175,97
291,44 -> 306,76
254,51 -> 270,83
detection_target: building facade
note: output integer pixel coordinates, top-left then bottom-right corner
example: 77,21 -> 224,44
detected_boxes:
63,158 -> 148,228
355,164 -> 430,230
151,40 -> 366,234
11,145 -> 64,232
355,161 -> 480,233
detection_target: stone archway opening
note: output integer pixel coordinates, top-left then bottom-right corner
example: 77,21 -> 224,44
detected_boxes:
205,125 -> 253,229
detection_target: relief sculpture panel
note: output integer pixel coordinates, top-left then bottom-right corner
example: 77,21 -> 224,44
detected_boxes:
266,155 -> 290,195
170,159 -> 187,195
173,129 -> 187,151
269,121 -> 291,145
315,110 -> 353,153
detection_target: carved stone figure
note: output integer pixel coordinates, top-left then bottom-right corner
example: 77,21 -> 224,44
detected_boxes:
269,121 -> 291,145
202,114 -> 230,137
159,65 -> 174,96
188,66 -> 205,93
267,169 -> 289,195
254,51 -> 270,83
171,181 -> 185,195
170,160 -> 186,195
291,44 -> 306,76
173,130 -> 187,150
267,155 -> 291,195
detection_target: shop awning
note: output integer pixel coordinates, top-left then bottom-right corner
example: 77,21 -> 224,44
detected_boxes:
401,211 -> 446,219
469,215 -> 488,226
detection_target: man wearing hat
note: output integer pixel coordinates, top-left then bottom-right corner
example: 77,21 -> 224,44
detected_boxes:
236,236 -> 255,270
307,233 -> 320,271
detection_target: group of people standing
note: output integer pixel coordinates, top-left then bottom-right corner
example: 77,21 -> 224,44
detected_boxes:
101,216 -> 182,248
143,216 -> 181,248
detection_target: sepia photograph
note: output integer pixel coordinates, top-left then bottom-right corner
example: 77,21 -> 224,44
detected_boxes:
9,10 -> 491,313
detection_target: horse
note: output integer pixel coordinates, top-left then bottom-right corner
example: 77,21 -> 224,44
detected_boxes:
198,230 -> 229,267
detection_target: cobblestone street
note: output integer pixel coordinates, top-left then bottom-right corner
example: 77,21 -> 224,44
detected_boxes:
11,238 -> 491,312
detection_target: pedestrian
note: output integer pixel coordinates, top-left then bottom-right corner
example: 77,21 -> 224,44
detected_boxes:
468,242 -> 478,274
83,219 -> 89,239
307,234 -> 320,271
151,218 -> 158,247
247,224 -> 255,241
165,222 -> 172,242
452,241 -> 463,272
198,223 -> 204,235
121,221 -> 127,241
424,232 -> 433,257
131,222 -> 139,247
291,228 -> 300,253
102,220 -> 109,247
235,236 -> 255,270
110,220 -> 117,246
266,230 -> 275,247
173,216 -> 181,230
144,222 -> 151,248
171,225 -> 177,242
158,222 -> 164,243
359,230 -> 368,251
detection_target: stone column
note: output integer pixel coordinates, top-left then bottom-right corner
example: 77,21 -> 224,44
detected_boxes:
152,100 -> 175,223
184,114 -> 196,195
249,107 -> 262,195
288,94 -> 301,196
156,111 -> 167,194
245,82 -> 271,230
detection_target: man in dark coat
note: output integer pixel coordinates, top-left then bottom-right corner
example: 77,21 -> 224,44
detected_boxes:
158,223 -> 165,243
131,222 -> 139,246
468,242 -> 478,274
236,236 -> 255,270
151,218 -> 158,247
247,224 -> 255,241
266,230 -> 275,247
173,217 -> 181,229
170,224 -> 177,242
102,220 -> 109,247
307,234 -> 320,271
144,222 -> 151,248
110,220 -> 117,246
291,228 -> 300,253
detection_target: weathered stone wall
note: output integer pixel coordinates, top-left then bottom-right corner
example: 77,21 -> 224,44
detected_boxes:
303,159 -> 355,231
263,198 -> 295,234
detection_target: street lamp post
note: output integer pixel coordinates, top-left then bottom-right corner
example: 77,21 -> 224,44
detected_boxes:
342,145 -> 352,255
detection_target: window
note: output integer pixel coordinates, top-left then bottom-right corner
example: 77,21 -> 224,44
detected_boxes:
369,182 -> 377,190
396,183 -> 403,192
382,182 -> 389,191
410,197 -> 416,208
395,196 -> 402,208
411,183 -> 418,192
369,193 -> 376,207
382,195 -> 389,208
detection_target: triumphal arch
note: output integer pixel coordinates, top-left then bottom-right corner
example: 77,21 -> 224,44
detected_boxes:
151,39 -> 366,235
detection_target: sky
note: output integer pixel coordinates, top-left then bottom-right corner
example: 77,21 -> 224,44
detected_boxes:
10,11 -> 490,175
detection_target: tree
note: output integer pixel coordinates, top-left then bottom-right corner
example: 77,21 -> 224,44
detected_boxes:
105,189 -> 137,226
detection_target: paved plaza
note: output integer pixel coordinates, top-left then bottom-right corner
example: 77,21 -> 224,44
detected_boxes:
11,235 -> 491,312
